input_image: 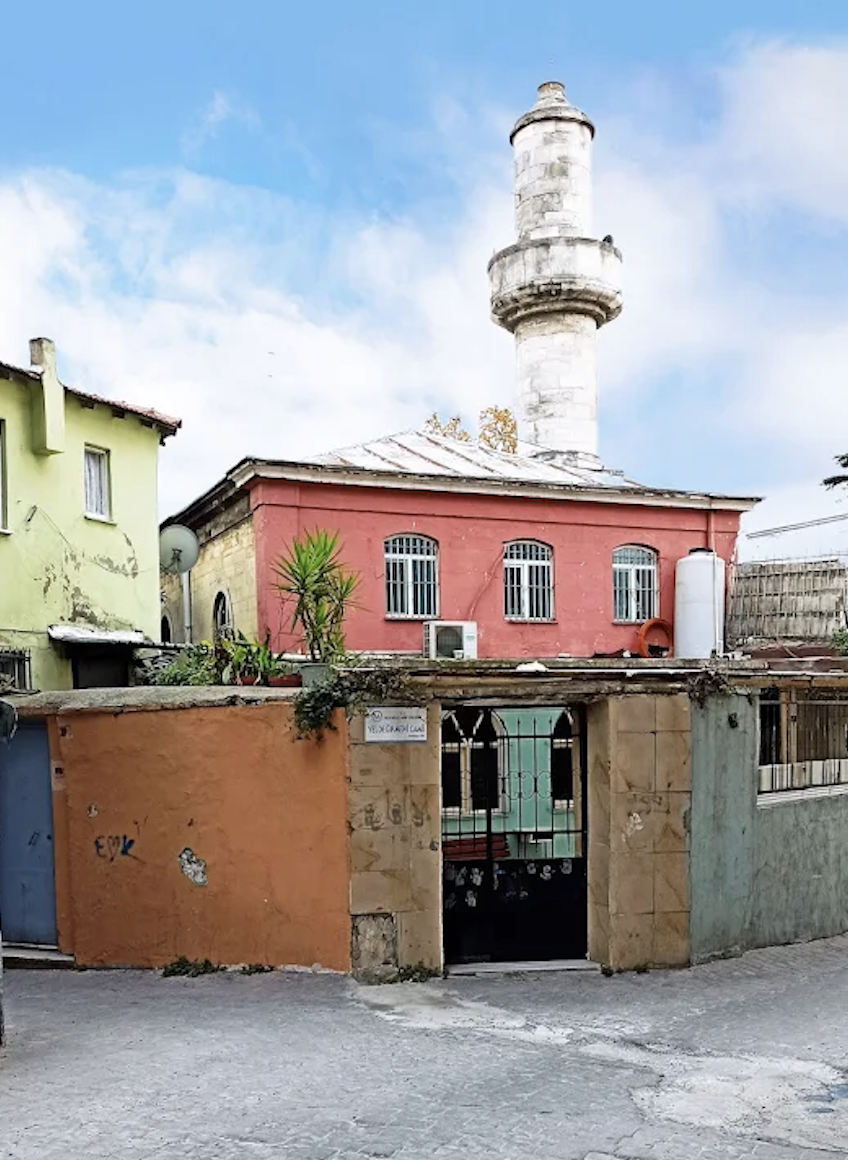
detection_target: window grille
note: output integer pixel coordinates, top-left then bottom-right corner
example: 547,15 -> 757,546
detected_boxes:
84,447 -> 111,519
0,648 -> 31,691
440,708 -> 503,814
503,541 -> 553,620
551,710 -> 574,804
385,535 -> 438,617
613,546 -> 658,623
213,591 -> 232,638
759,688 -> 848,795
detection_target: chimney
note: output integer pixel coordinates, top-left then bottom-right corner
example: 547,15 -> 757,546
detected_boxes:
29,337 -> 65,455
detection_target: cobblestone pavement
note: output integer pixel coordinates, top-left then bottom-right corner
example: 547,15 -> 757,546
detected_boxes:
2,936 -> 848,1159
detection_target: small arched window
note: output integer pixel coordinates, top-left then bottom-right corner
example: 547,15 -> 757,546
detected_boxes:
160,614 -> 173,644
440,708 -> 503,813
551,710 -> 574,805
212,591 -> 233,638
385,535 -> 438,617
504,540 -> 553,620
613,546 -> 658,623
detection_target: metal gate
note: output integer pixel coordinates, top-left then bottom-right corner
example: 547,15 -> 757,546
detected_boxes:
0,721 -> 57,945
441,706 -> 587,964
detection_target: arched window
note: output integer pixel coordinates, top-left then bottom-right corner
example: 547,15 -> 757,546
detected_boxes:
384,534 -> 438,618
212,591 -> 233,638
551,710 -> 574,805
440,708 -> 502,813
503,540 -> 553,620
613,546 -> 658,623
160,614 -> 173,644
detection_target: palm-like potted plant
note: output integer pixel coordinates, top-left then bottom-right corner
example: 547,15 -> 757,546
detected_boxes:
272,530 -> 359,681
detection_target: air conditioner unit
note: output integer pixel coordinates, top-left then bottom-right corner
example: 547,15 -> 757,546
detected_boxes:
423,621 -> 478,660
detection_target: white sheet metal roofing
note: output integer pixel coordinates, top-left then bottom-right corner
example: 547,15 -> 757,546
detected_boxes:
305,430 -> 643,489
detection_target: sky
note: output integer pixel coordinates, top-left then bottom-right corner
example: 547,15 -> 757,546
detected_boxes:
2,1 -> 848,559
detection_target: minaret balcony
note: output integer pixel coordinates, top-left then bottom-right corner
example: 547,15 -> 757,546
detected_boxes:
488,235 -> 622,331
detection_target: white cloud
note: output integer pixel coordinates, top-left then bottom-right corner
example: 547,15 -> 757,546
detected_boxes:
0,39 -> 847,537
181,90 -> 260,155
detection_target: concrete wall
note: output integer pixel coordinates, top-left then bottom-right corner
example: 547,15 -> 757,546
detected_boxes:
347,704 -> 442,978
251,478 -> 740,661
1,372 -> 166,689
588,694 -> 692,970
49,700 -> 351,969
689,695 -> 757,963
753,793 -> 848,946
690,691 -> 848,960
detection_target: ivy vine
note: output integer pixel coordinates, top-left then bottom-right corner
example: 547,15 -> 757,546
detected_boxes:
292,666 -> 414,740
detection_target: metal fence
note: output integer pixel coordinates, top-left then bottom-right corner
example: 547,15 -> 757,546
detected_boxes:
728,554 -> 848,645
758,688 -> 848,794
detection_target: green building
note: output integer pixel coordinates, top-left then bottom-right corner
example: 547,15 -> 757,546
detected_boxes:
0,338 -> 179,690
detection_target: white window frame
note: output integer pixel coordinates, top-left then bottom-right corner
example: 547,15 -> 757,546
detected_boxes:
613,545 -> 658,624
503,540 -> 554,621
84,445 -> 112,521
384,534 -> 439,619
440,709 -> 506,817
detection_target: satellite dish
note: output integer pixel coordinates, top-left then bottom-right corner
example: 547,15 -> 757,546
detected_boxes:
159,524 -> 199,574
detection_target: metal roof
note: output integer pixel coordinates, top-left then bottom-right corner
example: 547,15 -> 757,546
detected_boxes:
305,430 -> 643,489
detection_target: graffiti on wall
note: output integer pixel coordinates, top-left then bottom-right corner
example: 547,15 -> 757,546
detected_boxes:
94,835 -> 137,861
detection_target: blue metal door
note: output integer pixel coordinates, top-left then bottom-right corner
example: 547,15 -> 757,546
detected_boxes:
0,721 -> 57,945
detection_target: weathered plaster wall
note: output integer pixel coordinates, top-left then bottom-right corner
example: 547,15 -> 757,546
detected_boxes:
689,695 -> 758,963
347,704 -> 442,978
753,793 -> 848,946
0,376 -> 164,689
50,701 -> 350,969
588,694 -> 692,970
690,691 -> 848,959
251,478 -> 740,661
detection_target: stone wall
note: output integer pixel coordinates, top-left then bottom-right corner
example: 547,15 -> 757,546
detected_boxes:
347,704 -> 442,979
161,515 -> 258,645
588,694 -> 692,970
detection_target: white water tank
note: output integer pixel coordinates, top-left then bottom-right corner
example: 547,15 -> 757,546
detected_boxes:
674,549 -> 726,659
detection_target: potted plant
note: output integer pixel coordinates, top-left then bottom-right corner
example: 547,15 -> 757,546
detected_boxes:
220,633 -> 260,685
272,530 -> 360,685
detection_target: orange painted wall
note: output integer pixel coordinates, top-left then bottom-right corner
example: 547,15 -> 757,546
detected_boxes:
50,703 -> 351,970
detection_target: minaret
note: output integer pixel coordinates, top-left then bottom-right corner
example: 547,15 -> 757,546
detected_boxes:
489,81 -> 622,461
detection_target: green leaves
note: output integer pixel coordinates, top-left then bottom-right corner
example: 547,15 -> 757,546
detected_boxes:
824,452 -> 848,489
272,530 -> 360,662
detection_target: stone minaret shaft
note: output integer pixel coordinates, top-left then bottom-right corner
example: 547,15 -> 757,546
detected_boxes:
489,81 -> 622,459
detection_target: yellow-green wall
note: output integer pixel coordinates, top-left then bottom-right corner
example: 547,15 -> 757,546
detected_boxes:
0,373 -> 164,690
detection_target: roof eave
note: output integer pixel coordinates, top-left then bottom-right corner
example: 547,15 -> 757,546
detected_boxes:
0,360 -> 181,438
227,457 -> 761,513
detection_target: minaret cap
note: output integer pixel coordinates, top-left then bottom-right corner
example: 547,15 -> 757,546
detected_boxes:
509,80 -> 595,144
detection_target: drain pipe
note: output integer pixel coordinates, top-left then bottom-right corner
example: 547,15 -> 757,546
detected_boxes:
181,571 -> 192,645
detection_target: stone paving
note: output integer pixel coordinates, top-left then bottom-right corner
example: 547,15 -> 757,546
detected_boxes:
2,936 -> 848,1159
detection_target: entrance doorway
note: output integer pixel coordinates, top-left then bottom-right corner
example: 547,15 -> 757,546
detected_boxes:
440,706 -> 587,964
0,720 -> 57,945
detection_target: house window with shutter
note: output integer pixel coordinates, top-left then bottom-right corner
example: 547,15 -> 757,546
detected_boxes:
84,446 -> 111,520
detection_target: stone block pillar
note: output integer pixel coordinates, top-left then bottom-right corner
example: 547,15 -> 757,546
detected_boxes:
587,695 -> 692,970
347,704 -> 442,980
